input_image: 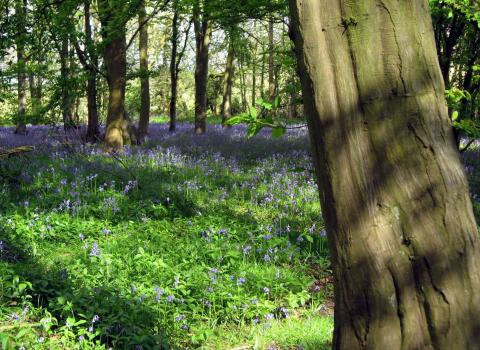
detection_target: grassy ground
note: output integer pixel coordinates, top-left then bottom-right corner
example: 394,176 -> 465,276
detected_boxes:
0,124 -> 333,349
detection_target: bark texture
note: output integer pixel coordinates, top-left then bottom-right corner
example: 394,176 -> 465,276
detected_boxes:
289,1 -> 480,349
99,0 -> 129,149
221,34 -> 235,126
138,0 -> 150,141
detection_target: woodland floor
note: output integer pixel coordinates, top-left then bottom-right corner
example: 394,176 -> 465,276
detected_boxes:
0,123 -> 335,350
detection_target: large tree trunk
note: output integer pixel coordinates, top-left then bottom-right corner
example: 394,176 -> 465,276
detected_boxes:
138,0 -> 150,141
193,2 -> 211,135
169,1 -> 179,132
14,0 -> 27,135
104,33 -> 128,149
221,34 -> 235,126
289,1 -> 480,349
99,0 -> 129,149
84,0 -> 100,143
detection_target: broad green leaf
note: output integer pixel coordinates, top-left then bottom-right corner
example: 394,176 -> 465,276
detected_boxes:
272,126 -> 286,138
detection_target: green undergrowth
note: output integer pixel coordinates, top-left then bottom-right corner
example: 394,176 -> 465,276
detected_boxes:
0,129 -> 333,349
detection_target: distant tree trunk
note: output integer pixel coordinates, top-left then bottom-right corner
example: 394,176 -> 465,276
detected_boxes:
84,0 -> 100,142
99,0 -> 129,149
61,36 -> 75,130
290,1 -> 480,349
14,0 -> 27,135
28,72 -> 41,118
239,57 -> 247,111
260,42 -> 265,99
169,1 -> 179,132
252,57 -> 257,105
268,17 -> 275,102
138,0 -> 150,141
193,1 -> 211,134
288,83 -> 297,119
221,34 -> 235,126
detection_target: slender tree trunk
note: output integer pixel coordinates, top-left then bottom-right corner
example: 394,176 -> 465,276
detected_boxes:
268,17 -> 275,102
28,72 -> 41,118
84,0 -> 99,142
251,21 -> 257,107
239,57 -> 247,111
61,36 -> 75,130
290,1 -> 480,349
260,42 -> 265,100
169,1 -> 179,132
221,33 -> 235,126
194,4 -> 211,135
14,0 -> 27,135
138,0 -> 150,141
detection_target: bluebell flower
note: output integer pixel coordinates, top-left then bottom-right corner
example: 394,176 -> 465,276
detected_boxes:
90,242 -> 100,257
175,315 -> 186,322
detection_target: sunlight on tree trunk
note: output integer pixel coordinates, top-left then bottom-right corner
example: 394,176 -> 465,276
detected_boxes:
290,0 -> 480,349
99,0 -> 128,150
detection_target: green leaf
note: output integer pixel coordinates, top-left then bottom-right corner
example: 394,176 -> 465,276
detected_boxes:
225,115 -> 246,125
452,110 -> 459,121
272,126 -> 286,138
247,123 -> 262,138
249,107 -> 258,120
273,96 -> 281,108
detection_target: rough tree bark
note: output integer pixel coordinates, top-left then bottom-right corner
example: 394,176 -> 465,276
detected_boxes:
193,0 -> 211,134
138,0 -> 150,141
289,1 -> 480,349
14,0 -> 27,135
99,0 -> 129,149
221,33 -> 235,126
